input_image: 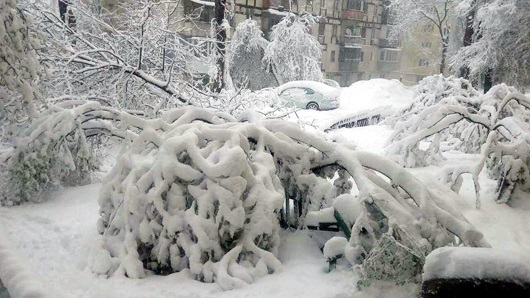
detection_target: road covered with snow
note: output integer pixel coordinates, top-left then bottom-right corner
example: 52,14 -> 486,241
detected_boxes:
1,79 -> 529,297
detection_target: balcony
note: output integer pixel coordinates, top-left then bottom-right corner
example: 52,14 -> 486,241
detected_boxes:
341,9 -> 364,21
342,35 -> 364,48
339,60 -> 360,72
371,38 -> 400,48
377,61 -> 399,72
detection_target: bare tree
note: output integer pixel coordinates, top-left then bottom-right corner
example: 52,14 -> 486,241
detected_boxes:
388,0 -> 454,74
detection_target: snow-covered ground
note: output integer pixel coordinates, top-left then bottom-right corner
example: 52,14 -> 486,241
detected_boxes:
1,79 -> 529,297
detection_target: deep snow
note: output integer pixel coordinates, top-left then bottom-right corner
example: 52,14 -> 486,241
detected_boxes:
1,79 -> 529,297
290,79 -> 414,130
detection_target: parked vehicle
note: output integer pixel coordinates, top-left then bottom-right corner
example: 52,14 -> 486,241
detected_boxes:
322,79 -> 341,88
277,81 -> 341,110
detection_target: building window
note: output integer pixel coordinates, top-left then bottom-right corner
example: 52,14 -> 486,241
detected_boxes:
360,51 -> 364,62
380,50 -> 398,62
321,0 -> 325,7
421,41 -> 432,48
345,26 -> 362,37
333,0 -> 339,10
319,22 -> 326,36
331,50 -> 336,62
332,24 -> 338,37
381,0 -> 390,24
419,59 -> 429,66
346,0 -> 366,11
422,24 -> 434,33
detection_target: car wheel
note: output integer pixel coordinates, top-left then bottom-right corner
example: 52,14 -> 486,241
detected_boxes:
306,102 -> 319,110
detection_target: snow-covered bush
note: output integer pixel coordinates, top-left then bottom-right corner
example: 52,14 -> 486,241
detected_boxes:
0,101 -> 123,206
94,106 -> 489,289
387,78 -> 530,205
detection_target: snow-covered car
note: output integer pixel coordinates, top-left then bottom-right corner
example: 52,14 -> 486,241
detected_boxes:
277,81 -> 340,110
322,79 -> 341,88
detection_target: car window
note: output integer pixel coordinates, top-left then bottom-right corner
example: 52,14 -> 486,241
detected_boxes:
289,88 -> 306,96
280,89 -> 291,96
305,88 -> 315,94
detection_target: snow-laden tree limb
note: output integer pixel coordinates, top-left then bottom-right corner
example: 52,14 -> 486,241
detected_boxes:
387,76 -> 530,205
94,106 -> 489,289
263,14 -> 323,84
451,0 -> 530,88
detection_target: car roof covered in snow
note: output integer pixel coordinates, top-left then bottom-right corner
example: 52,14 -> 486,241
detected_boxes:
423,247 -> 530,283
277,81 -> 341,97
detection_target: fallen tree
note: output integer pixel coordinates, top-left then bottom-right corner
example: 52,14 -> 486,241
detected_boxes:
387,77 -> 530,206
90,106 -> 489,289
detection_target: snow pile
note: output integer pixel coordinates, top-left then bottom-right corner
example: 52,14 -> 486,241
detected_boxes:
94,106 -> 490,289
423,247 -> 530,283
340,79 -> 414,113
323,237 -> 348,259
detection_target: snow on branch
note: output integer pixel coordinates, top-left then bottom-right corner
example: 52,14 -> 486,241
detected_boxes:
0,100 -> 147,206
94,106 -> 489,289
386,75 -> 530,205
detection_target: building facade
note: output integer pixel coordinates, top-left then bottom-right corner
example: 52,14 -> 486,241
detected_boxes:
101,0 -> 444,86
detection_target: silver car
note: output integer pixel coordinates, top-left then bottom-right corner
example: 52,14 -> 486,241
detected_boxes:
277,81 -> 341,111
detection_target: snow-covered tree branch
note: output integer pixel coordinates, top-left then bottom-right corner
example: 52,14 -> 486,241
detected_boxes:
386,76 -> 530,206
263,14 -> 323,84
1,0 -> 44,139
25,0 -> 210,110
450,0 -> 530,88
93,106 -> 489,289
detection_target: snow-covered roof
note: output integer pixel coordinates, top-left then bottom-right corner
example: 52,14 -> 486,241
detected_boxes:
423,247 -> 530,282
277,81 -> 341,98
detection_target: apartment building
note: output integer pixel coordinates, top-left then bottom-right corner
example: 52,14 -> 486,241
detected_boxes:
397,21 -> 452,85
100,0 -> 443,86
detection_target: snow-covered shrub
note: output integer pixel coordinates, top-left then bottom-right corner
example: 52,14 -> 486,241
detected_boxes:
387,79 -> 530,205
358,230 -> 424,288
0,101 -> 119,206
94,106 -> 489,289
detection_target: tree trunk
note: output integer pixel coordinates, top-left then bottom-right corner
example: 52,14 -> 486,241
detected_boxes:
484,68 -> 493,93
213,0 -> 227,92
58,0 -> 68,23
440,38 -> 448,74
460,0 -> 476,79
